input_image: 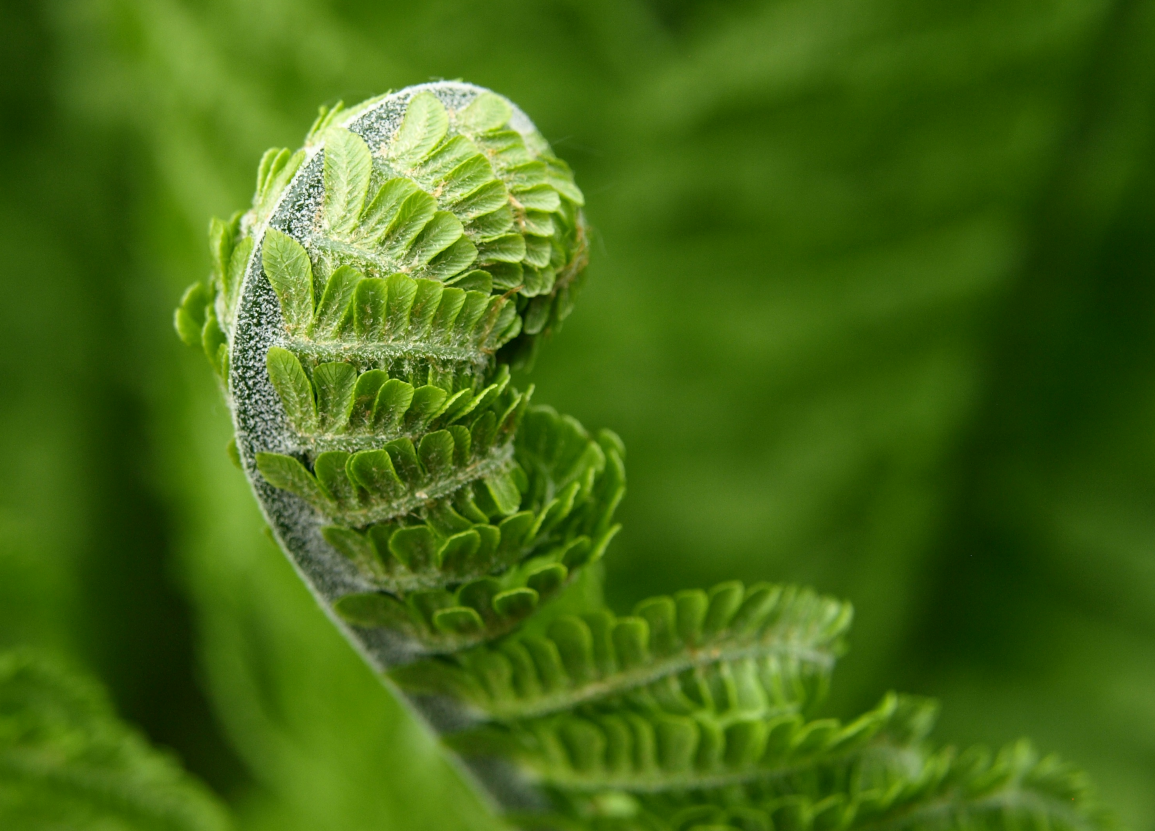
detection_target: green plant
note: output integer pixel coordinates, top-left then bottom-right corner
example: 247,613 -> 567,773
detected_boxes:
174,82 -> 1110,831
0,649 -> 229,830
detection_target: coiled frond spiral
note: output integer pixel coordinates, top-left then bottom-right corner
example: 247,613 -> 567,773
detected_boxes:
175,82 -> 1110,831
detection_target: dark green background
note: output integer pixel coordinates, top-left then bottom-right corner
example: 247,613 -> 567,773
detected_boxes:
2,0 -> 1153,828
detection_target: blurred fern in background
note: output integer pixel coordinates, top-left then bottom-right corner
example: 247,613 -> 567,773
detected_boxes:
0,650 -> 230,829
1,0 -> 1153,829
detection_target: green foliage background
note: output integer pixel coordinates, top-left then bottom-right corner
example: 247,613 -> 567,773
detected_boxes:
2,0 -> 1153,828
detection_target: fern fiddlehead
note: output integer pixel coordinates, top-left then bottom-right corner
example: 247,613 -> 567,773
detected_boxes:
175,82 -> 1111,831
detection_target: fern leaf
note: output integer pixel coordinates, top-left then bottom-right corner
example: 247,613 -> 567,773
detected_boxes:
559,740 -> 1109,831
0,649 -> 230,831
448,693 -> 927,793
174,82 -> 1114,831
393,581 -> 849,721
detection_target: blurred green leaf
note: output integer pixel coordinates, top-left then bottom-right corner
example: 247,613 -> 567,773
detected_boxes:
0,649 -> 231,830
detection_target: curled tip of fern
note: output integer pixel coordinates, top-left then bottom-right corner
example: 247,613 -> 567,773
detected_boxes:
173,82 -> 602,663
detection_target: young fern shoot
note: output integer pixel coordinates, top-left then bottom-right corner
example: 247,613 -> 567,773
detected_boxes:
175,82 -> 1112,831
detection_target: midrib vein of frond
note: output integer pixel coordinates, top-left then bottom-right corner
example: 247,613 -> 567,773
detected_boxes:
284,337 -> 492,369
531,736 -> 912,793
310,235 -> 440,281
851,785 -> 1099,831
486,636 -> 838,722
315,444 -> 515,528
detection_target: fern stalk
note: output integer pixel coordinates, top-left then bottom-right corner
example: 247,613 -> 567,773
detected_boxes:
174,82 -> 1111,831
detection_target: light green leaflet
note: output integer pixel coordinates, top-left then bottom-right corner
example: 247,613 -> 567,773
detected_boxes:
262,229 -> 314,334
323,127 -> 373,234
391,92 -> 449,167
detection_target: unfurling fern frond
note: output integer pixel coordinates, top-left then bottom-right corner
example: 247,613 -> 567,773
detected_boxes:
174,82 -> 1111,831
